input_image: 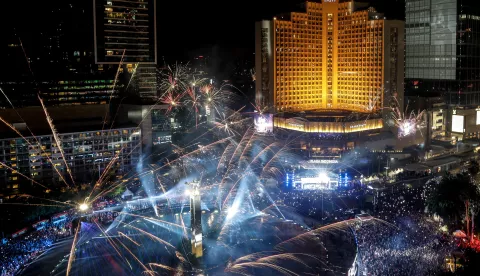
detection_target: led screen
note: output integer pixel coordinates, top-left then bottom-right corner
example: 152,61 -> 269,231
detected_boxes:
153,132 -> 171,145
254,114 -> 273,133
452,115 -> 464,133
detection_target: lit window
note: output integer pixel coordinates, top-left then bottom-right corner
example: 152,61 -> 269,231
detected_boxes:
107,51 -> 113,56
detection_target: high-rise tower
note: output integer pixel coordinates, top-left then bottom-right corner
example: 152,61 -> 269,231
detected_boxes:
405,0 -> 480,106
94,0 -> 157,99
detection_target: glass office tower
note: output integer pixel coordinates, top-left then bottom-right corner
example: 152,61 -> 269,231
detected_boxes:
406,0 -> 480,105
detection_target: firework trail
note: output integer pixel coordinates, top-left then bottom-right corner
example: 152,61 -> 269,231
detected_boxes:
117,239 -> 155,275
0,92 -> 70,186
115,211 -> 187,231
109,96 -> 127,132
251,100 -> 268,114
18,37 -> 35,82
102,49 -> 126,131
125,63 -> 139,91
95,220 -> 154,275
127,136 -> 232,182
17,194 -> 76,207
0,203 -> 67,208
121,222 -> 177,250
92,220 -> 127,262
274,219 -> 355,251
0,87 -> 15,108
0,161 -> 49,190
118,231 -> 141,246
226,261 -> 300,276
148,263 -> 180,272
66,221 -> 81,276
38,95 -> 75,186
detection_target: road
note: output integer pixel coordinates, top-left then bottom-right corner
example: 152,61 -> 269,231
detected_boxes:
19,238 -> 73,276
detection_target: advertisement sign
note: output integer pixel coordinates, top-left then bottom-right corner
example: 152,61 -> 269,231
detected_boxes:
153,132 -> 172,145
12,228 -> 28,238
452,115 -> 464,133
32,219 -> 49,230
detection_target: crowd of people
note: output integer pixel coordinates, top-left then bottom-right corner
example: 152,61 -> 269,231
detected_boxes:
275,177 -> 456,275
355,215 -> 452,276
1,218 -> 73,276
0,162 -> 455,276
278,189 -> 363,224
0,205 -> 125,276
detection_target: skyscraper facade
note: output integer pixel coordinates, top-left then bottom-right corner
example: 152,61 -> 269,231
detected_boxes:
255,0 -> 404,117
94,0 -> 157,64
0,1 -> 120,108
94,0 -> 158,99
405,0 -> 480,105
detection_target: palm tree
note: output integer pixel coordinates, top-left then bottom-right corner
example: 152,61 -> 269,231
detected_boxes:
427,172 -> 480,241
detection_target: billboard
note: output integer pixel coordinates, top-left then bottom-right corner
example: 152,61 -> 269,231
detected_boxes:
254,113 -> 273,133
153,132 -> 171,145
452,115 -> 464,133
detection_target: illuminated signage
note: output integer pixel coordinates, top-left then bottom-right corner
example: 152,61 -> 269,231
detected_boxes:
288,123 -> 304,128
452,115 -> 464,133
323,0 -> 337,3
350,124 -> 367,129
476,111 -> 480,125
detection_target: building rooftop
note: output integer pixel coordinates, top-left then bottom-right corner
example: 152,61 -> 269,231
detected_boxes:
0,105 -> 138,139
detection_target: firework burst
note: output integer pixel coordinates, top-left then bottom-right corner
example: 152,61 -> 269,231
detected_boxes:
157,63 -> 190,94
160,90 -> 185,114
390,98 -> 426,138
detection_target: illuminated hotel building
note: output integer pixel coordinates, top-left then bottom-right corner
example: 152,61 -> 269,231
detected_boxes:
94,0 -> 157,99
255,0 -> 404,133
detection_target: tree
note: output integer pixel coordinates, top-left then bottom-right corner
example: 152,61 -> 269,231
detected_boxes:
427,172 -> 480,241
110,185 -> 127,197
468,160 -> 480,176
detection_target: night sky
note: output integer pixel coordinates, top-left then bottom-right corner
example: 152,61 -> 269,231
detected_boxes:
158,0 -> 405,59
3,0 -> 405,63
